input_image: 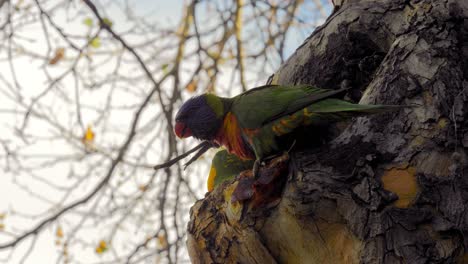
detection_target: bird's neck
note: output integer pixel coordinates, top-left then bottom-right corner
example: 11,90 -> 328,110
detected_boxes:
214,112 -> 254,160
205,94 -> 232,118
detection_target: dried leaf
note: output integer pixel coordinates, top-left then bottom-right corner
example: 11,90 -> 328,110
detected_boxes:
0,223 -> 4,230
56,227 -> 64,238
138,184 -> 148,192
186,79 -> 198,93
49,48 -> 65,65
157,234 -> 168,249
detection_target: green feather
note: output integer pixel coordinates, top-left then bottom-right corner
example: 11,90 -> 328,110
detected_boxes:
205,93 -> 225,118
229,85 -> 348,128
224,85 -> 403,160
210,150 -> 253,189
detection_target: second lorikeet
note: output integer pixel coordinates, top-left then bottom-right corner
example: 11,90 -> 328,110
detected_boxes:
175,85 -> 401,173
207,149 -> 254,192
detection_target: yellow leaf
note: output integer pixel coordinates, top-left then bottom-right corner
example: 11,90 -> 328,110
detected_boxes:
56,227 -> 64,238
0,213 -> 6,219
90,37 -> 101,48
0,223 -> 4,230
99,240 -> 107,248
186,79 -> 198,93
82,125 -> 96,152
95,240 -> 108,254
207,50 -> 219,59
49,48 -> 65,65
82,125 -> 95,144
83,18 -> 93,27
138,185 -> 148,192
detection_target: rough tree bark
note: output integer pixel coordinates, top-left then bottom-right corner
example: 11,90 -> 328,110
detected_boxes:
187,0 -> 468,263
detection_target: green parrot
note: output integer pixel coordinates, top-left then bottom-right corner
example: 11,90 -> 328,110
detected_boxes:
174,85 -> 401,173
207,149 -> 254,192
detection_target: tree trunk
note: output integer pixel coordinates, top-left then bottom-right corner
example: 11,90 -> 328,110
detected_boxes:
187,0 -> 468,263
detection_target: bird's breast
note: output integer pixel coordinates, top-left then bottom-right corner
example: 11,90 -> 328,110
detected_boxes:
214,112 -> 254,160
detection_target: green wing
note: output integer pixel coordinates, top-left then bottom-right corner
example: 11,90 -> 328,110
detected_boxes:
268,98 -> 403,137
231,85 -> 348,128
229,84 -> 403,160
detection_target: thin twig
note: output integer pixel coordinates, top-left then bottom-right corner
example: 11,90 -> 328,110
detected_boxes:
183,142 -> 215,170
153,141 -> 216,170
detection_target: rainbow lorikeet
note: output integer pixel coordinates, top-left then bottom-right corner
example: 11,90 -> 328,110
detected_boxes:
175,85 -> 400,174
207,149 -> 254,192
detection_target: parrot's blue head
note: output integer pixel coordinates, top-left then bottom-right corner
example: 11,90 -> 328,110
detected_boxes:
174,94 -> 224,140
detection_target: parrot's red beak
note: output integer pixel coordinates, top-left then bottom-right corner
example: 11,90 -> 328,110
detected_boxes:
174,122 -> 192,138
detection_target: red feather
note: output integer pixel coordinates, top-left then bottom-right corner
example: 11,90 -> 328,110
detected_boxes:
214,112 -> 254,160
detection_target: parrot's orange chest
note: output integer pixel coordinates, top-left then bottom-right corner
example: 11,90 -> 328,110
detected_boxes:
214,112 -> 254,160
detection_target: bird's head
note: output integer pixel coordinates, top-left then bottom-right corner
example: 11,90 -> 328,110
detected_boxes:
174,94 -> 225,140
207,150 -> 233,192
207,149 -> 254,192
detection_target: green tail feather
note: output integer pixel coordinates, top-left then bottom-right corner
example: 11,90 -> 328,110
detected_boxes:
308,99 -> 404,113
303,99 -> 404,125
269,99 -> 404,136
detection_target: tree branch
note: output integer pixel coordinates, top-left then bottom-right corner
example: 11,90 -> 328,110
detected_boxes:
0,0 -> 171,250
